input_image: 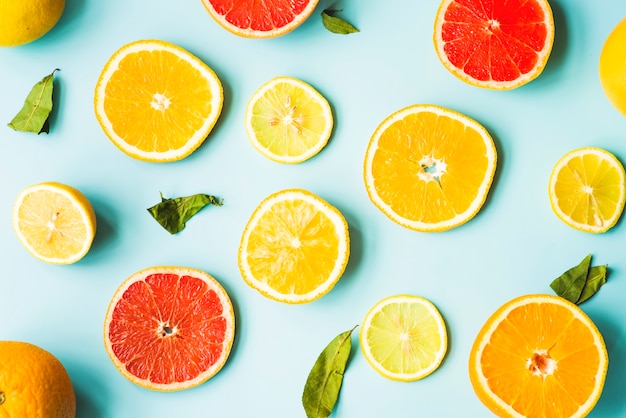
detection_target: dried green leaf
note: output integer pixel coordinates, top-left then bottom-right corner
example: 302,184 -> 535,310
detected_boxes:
321,10 -> 359,34
550,254 -> 590,303
8,69 -> 58,134
147,192 -> 223,234
577,265 -> 608,304
302,326 -> 357,418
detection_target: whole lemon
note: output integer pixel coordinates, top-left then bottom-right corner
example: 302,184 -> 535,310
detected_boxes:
599,18 -> 626,117
0,341 -> 76,417
0,0 -> 65,47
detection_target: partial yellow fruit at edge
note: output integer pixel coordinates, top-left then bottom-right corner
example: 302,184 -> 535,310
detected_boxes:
0,0 -> 65,47
599,18 -> 626,117
0,341 -> 76,418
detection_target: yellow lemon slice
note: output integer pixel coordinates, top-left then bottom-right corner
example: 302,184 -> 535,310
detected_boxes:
13,182 -> 96,264
245,76 -> 333,164
360,295 -> 448,381
469,294 -> 608,418
548,147 -> 626,233
94,40 -> 223,162
238,189 -> 349,304
364,104 -> 497,232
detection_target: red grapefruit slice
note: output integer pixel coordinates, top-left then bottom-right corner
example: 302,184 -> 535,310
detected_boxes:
201,0 -> 319,38
104,266 -> 235,391
434,0 -> 555,90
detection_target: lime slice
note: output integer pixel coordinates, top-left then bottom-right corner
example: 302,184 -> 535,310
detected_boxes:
360,295 -> 447,381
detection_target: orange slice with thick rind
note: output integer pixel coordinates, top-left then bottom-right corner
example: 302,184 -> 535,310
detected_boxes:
364,104 -> 497,232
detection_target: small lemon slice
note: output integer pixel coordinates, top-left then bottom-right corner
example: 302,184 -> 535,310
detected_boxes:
13,182 -> 96,264
238,189 -> 349,304
360,295 -> 447,382
245,76 -> 333,164
548,147 -> 626,233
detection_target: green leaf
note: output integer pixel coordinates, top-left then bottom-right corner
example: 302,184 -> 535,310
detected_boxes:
147,192 -> 223,234
550,254 -> 591,303
550,254 -> 608,305
302,326 -> 357,418
321,10 -> 359,34
8,69 -> 58,134
577,265 -> 608,304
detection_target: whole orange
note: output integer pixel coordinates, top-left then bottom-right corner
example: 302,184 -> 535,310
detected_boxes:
0,341 -> 76,417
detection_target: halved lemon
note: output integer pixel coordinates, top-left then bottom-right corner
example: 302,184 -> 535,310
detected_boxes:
245,76 -> 333,164
238,189 -> 349,304
13,182 -> 96,264
548,147 -> 626,233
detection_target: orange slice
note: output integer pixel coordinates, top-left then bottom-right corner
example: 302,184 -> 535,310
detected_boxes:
548,147 -> 626,233
94,40 -> 223,162
433,0 -> 555,90
469,294 -> 608,418
238,189 -> 350,304
363,104 -> 497,232
104,266 -> 235,391
201,0 -> 319,38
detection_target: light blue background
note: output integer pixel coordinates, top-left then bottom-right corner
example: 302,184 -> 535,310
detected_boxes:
1,1 -> 626,417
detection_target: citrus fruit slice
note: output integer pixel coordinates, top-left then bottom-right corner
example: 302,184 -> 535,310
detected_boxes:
599,18 -> 626,117
94,40 -> 223,162
0,0 -> 65,47
104,266 -> 235,391
0,341 -> 76,417
12,182 -> 96,264
548,147 -> 626,233
364,104 -> 497,232
469,294 -> 608,418
245,76 -> 333,164
201,0 -> 319,38
433,0 -> 554,90
238,189 -> 349,304
360,295 -> 447,382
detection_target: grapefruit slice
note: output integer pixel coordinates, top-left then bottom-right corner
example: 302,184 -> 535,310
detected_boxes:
104,266 -> 235,391
433,0 -> 555,90
201,0 -> 320,38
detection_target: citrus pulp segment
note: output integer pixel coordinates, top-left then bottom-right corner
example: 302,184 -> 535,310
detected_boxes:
433,0 -> 554,90
94,40 -> 223,162
360,295 -> 447,382
363,104 -> 497,232
103,266 -> 235,391
12,182 -> 96,264
245,76 -> 333,164
238,189 -> 350,304
201,0 -> 319,38
548,147 -> 626,233
469,294 -> 608,418
599,18 -> 626,117
0,341 -> 76,418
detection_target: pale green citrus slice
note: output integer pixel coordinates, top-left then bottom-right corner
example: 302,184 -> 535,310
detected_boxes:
13,182 -> 96,264
360,295 -> 448,381
548,147 -> 626,233
238,189 -> 349,304
245,76 -> 333,164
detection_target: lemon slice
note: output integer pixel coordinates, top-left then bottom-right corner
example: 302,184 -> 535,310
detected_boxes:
548,147 -> 626,233
245,76 -> 333,164
94,40 -> 223,162
13,182 -> 96,264
360,295 -> 447,381
238,189 -> 349,304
